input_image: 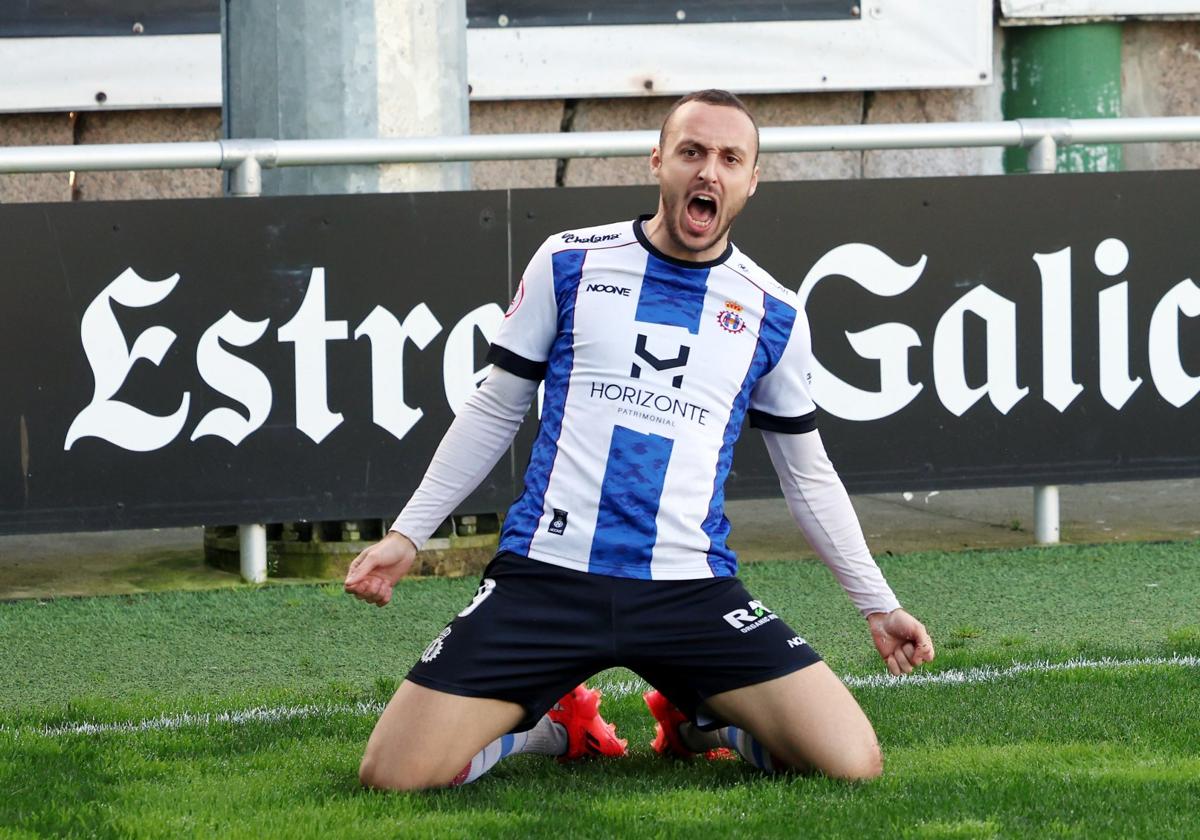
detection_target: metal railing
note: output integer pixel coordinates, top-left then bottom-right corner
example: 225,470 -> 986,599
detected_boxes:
3,116 -> 1200,178
7,114 -> 1199,574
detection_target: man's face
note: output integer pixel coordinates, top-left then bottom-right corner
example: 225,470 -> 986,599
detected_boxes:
650,101 -> 760,261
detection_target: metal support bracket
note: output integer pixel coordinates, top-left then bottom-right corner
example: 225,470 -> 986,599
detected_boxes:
219,138 -> 277,197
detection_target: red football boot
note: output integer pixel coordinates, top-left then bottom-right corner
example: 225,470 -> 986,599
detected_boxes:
548,684 -> 628,763
643,689 -> 734,760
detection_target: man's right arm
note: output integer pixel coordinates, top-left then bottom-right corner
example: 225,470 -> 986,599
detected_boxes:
346,236 -> 559,605
390,368 -> 539,548
343,368 -> 539,605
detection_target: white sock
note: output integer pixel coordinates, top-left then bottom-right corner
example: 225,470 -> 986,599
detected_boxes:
451,715 -> 567,786
680,722 -> 778,773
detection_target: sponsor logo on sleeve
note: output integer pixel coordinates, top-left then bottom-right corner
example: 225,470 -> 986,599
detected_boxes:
548,509 -> 569,535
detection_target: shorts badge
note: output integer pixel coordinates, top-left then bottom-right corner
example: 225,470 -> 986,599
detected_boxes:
420,627 -> 452,663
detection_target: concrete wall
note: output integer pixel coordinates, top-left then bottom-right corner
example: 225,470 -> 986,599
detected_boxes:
1122,21 -> 1200,171
0,108 -> 221,204
0,113 -> 73,203
2,21 -> 1199,203
73,109 -> 222,201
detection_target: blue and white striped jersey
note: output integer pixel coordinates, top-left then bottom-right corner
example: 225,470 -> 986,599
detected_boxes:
489,217 -> 817,580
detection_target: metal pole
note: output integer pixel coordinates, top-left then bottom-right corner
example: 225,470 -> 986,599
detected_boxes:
227,153 -> 269,582
1034,485 -> 1061,546
1025,135 -> 1062,544
238,523 -> 268,584
7,118 -> 1200,174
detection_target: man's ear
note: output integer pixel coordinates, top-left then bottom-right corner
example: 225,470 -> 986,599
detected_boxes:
650,145 -> 663,179
748,164 -> 760,198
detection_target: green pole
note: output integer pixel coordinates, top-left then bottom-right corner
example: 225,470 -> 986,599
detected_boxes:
1002,23 -> 1123,173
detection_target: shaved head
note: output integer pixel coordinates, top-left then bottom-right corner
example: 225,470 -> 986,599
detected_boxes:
659,89 -> 760,164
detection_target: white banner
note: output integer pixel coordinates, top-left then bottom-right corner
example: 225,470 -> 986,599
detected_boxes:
470,1 -> 993,98
1002,1 -> 1200,18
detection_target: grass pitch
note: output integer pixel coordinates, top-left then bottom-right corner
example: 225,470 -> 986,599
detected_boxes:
2,541 -> 1199,838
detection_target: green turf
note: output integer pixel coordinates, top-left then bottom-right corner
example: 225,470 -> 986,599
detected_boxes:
2,541 -> 1199,838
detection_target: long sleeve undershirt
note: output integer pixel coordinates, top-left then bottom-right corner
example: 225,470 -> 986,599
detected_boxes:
391,370 -> 900,617
390,368 -> 538,547
761,429 -> 901,617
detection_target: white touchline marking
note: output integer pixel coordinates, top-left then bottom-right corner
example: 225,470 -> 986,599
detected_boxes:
591,655 -> 1200,694
5,701 -> 386,738
6,656 -> 1198,739
836,654 -> 1200,689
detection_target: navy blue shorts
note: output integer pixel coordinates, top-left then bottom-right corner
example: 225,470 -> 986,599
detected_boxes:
405,551 -> 822,732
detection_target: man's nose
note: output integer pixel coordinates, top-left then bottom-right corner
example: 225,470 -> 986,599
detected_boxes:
698,152 -> 720,183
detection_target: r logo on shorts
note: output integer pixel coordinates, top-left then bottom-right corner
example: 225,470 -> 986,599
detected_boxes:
722,600 -> 778,633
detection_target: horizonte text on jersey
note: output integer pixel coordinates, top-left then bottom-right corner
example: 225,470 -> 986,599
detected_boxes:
588,382 -> 711,426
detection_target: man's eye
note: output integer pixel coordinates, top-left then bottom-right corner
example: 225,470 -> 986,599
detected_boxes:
683,148 -> 698,157
726,155 -> 739,165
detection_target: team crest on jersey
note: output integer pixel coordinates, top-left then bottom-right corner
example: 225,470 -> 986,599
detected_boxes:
717,300 -> 746,334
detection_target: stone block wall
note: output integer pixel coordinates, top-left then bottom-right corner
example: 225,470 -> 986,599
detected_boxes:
0,108 -> 222,203
71,108 -> 223,201
0,113 -> 73,203
1122,21 -> 1200,171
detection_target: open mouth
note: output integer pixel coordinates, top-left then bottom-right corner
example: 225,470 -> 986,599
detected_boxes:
685,194 -> 718,234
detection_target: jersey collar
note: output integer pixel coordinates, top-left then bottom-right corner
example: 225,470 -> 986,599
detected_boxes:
634,214 -> 734,270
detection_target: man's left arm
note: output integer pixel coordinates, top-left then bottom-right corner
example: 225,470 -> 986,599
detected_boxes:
760,428 -> 936,676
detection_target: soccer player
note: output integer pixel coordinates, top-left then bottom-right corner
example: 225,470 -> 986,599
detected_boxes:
346,89 -> 935,791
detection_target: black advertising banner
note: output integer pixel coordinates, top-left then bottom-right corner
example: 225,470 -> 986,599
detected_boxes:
465,1 -> 856,28
0,192 -> 512,534
0,1 -> 219,38
2,171 -> 1199,535
736,174 -> 1200,495
0,1 -> 848,38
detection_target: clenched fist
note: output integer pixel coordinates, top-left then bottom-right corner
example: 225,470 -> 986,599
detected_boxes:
343,531 -> 418,607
